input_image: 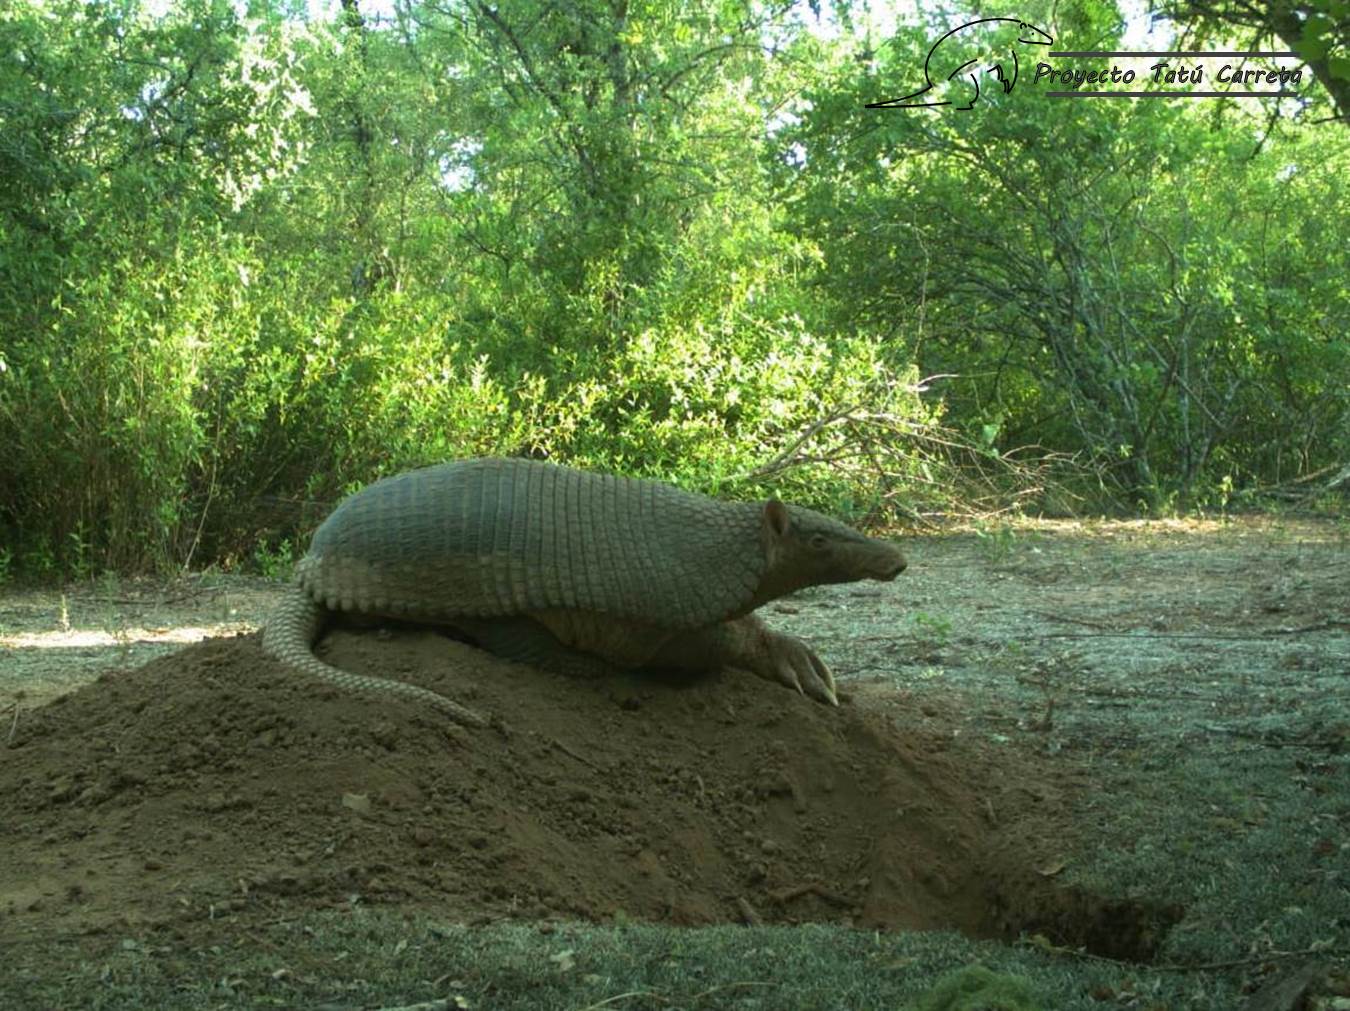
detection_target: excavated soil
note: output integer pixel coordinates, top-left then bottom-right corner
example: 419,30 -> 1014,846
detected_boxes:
0,623 -> 1179,959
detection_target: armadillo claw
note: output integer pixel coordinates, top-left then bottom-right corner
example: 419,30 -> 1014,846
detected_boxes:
763,632 -> 838,707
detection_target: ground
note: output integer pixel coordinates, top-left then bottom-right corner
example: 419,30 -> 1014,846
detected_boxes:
1,517 -> 1347,1008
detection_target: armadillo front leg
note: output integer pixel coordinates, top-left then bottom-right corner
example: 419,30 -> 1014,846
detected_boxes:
648,613 -> 839,707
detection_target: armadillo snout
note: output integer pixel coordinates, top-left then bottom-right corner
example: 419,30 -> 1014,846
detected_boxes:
815,533 -> 907,585
859,540 -> 907,581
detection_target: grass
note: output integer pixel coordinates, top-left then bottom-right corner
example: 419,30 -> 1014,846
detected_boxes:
1069,738 -> 1349,969
2,915 -> 1263,1010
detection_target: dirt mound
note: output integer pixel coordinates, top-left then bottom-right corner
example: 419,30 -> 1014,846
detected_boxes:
0,627 -> 1178,957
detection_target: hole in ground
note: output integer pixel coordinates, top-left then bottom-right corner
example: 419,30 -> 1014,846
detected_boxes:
0,631 -> 1182,960
985,879 -> 1185,962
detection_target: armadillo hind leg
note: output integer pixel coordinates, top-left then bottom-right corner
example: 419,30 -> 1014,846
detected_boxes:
454,616 -> 620,679
262,586 -> 489,727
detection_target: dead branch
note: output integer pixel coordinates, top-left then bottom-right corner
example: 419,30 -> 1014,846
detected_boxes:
733,398 -> 1095,523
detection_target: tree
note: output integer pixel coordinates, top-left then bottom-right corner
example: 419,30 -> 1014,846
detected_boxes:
780,2 -> 1350,506
1159,1 -> 1350,125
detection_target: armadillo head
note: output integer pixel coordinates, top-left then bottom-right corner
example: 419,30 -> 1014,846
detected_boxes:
753,499 -> 907,605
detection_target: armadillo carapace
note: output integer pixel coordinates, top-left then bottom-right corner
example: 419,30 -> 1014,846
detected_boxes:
262,457 -> 907,726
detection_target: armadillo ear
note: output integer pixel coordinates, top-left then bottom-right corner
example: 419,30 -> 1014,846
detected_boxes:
763,499 -> 791,538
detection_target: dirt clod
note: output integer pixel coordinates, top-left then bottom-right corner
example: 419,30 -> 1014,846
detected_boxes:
1,625 -> 1174,957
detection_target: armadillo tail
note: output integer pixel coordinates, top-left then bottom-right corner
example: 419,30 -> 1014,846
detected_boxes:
262,586 -> 488,728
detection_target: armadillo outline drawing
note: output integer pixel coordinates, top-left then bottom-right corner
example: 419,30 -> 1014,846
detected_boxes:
866,18 -> 1053,110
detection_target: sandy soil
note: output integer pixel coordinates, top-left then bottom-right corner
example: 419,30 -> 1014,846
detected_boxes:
1,517 -> 1345,961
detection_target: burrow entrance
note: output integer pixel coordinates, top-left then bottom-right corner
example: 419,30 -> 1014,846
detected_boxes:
0,630 -> 1180,959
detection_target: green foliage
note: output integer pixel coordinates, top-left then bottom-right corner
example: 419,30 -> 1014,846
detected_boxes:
0,0 -> 1345,575
252,537 -> 293,580
912,612 -> 954,649
1156,0 -> 1350,124
545,316 -> 932,502
785,5 -> 1350,510
975,523 -> 1018,561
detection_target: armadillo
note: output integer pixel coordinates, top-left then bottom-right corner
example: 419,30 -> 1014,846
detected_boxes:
262,457 -> 907,726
